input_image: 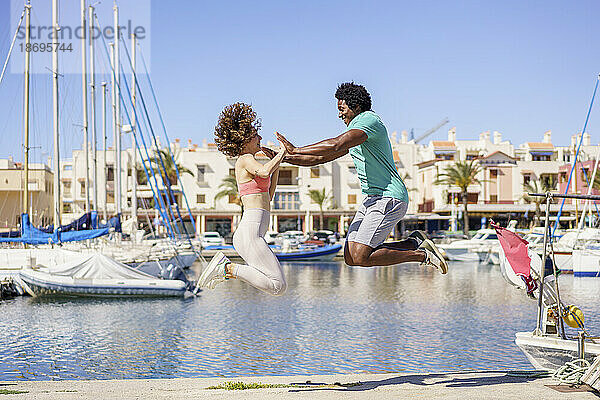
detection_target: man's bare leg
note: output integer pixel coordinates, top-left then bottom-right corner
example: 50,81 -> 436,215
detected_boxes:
344,241 -> 425,267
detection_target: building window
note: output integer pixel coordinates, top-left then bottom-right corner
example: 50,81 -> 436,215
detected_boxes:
197,165 -> 206,183
466,154 -> 478,160
279,170 -> 293,185
490,169 -> 498,179
63,164 -> 72,171
490,194 -> 498,203
127,168 -> 132,177
196,194 -> 205,204
229,168 -> 235,177
559,172 -> 568,183
532,154 -> 551,161
311,167 -> 320,178
80,182 -> 86,196
62,203 -> 72,213
63,181 -> 72,197
273,192 -> 299,210
348,194 -> 357,204
107,165 -> 114,182
440,154 -> 454,161
582,167 -> 590,179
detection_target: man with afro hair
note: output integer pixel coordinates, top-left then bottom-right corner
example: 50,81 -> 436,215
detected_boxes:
263,82 -> 448,274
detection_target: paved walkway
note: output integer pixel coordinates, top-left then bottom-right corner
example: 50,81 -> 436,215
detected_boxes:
1,371 -> 597,399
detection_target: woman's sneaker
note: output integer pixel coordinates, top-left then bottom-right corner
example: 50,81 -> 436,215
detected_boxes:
196,251 -> 231,289
420,241 -> 448,274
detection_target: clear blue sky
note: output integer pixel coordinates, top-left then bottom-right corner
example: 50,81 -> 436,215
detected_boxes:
1,0 -> 600,165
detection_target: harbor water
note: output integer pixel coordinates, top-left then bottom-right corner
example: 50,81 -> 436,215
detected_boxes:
2,260 -> 600,381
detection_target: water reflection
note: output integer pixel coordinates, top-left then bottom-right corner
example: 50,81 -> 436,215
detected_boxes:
1,261 -> 599,380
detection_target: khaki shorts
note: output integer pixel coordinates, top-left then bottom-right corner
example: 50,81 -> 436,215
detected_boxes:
346,196 -> 408,248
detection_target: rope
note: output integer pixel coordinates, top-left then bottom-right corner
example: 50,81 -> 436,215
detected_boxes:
0,6 -> 26,89
137,43 -> 198,234
553,75 -> 600,236
552,359 -> 590,385
117,40 -> 182,238
121,37 -> 205,264
117,59 -> 182,238
120,38 -> 189,240
92,12 -> 176,240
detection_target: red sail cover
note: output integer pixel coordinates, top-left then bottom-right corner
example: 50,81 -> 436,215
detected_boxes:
491,220 -> 538,294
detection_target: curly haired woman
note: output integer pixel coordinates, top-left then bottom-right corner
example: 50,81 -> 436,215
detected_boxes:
196,102 -> 288,295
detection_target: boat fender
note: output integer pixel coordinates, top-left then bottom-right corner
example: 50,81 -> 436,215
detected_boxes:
563,305 -> 585,329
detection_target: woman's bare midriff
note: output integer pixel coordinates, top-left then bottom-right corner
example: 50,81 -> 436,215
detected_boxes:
240,192 -> 271,211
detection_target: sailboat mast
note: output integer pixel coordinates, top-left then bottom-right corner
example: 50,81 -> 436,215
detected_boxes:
110,42 -> 117,216
101,81 -> 107,222
81,0 -> 90,212
131,34 -> 137,229
89,5 -> 97,213
52,0 -> 61,227
113,3 -> 122,216
22,0 -> 31,218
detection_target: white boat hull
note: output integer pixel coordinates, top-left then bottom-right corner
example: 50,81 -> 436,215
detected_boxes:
20,268 -> 187,297
572,248 -> 600,277
515,331 -> 600,370
442,247 -> 480,262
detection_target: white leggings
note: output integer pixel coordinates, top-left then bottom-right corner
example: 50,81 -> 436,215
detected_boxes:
232,208 -> 287,296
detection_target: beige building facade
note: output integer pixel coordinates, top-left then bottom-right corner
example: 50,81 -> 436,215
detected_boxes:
4,127 -> 597,235
0,158 -> 54,231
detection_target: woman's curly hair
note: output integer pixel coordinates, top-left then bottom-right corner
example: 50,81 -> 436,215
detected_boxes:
335,82 -> 372,113
214,102 -> 262,157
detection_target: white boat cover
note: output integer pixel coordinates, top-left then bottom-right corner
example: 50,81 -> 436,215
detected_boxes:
38,252 -> 157,280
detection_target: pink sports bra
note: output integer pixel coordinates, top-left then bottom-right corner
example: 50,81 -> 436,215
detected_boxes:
238,175 -> 271,196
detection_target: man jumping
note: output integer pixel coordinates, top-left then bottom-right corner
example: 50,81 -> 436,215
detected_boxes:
262,82 -> 448,273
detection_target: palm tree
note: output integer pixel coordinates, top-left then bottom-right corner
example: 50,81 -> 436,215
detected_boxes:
308,188 -> 330,230
522,180 -> 543,227
522,176 -> 557,227
148,148 -> 192,186
435,160 -> 481,236
215,175 -> 242,211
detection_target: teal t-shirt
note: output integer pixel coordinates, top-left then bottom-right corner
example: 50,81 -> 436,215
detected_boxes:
347,111 -> 409,203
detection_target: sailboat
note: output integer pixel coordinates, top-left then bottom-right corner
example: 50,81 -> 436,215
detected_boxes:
0,1 -> 195,296
497,192 -> 600,370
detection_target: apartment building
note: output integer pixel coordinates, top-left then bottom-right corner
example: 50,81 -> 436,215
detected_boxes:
59,140 -> 363,237
415,129 -> 598,230
5,127 -> 594,235
0,158 -> 53,231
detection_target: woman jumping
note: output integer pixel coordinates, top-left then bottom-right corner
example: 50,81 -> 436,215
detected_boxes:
196,103 -> 288,295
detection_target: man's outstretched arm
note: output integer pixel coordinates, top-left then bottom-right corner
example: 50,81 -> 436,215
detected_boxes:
277,129 -> 366,157
261,147 -> 348,167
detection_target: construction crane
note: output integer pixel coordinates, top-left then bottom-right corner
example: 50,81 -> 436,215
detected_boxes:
413,118 -> 450,144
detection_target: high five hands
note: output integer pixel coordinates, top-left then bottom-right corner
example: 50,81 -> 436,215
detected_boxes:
261,132 -> 295,159
276,132 -> 296,154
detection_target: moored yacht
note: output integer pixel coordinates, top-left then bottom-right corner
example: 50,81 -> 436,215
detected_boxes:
438,228 -> 499,262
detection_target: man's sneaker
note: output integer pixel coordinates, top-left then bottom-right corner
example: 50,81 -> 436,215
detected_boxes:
420,240 -> 448,274
407,230 -> 427,248
196,251 -> 231,289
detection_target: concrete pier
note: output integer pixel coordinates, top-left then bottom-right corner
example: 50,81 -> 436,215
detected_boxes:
1,371 -> 597,399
